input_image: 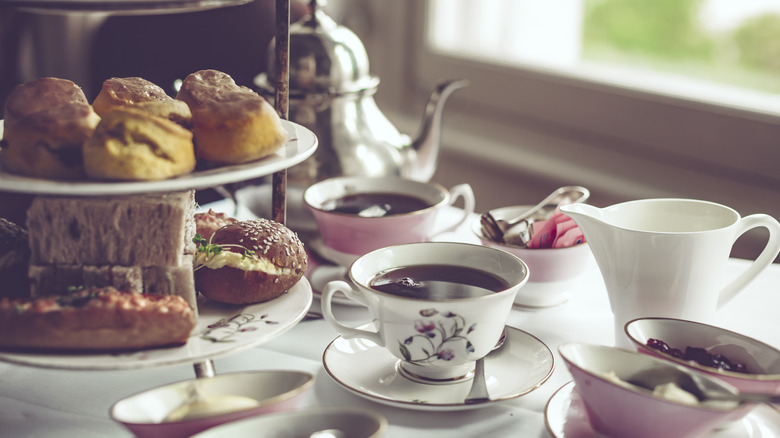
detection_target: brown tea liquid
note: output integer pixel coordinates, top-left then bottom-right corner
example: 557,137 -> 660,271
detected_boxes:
323,193 -> 430,216
369,265 -> 509,299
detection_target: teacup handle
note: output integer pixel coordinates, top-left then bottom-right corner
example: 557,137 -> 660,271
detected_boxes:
718,214 -> 780,307
438,183 -> 476,234
321,280 -> 384,346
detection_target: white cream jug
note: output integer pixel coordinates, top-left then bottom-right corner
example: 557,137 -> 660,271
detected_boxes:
561,199 -> 780,347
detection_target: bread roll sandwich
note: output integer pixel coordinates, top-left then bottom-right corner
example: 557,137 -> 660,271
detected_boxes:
1,77 -> 100,180
176,69 -> 289,165
194,218 -> 307,304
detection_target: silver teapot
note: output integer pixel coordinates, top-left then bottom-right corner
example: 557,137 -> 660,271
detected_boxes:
254,0 -> 467,189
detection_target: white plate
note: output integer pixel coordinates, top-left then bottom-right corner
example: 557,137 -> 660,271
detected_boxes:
0,277 -> 313,370
0,0 -> 249,14
545,381 -> 780,438
0,120 -> 317,196
323,324 -> 555,411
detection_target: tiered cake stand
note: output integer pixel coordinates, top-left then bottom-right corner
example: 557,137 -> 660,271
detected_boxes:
0,0 -> 309,378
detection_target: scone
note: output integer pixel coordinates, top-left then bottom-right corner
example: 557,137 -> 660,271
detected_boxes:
1,77 -> 100,180
83,107 -> 195,181
92,77 -> 171,117
134,99 -> 193,130
176,69 -> 288,164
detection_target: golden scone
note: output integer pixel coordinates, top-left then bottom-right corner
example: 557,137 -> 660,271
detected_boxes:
1,77 -> 99,180
176,69 -> 288,164
92,77 -> 171,117
194,218 -> 307,304
135,99 -> 193,130
83,107 -> 195,181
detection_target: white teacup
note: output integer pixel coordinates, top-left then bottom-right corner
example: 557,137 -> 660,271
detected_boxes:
303,176 -> 475,257
321,242 -> 529,384
562,199 -> 780,348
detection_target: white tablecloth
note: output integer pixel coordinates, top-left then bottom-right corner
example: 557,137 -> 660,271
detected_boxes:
1,201 -> 778,438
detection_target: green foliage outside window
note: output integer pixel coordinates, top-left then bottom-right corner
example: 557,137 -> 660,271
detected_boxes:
582,0 -> 780,93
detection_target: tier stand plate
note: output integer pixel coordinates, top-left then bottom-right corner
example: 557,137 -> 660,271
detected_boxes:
0,0 -> 297,380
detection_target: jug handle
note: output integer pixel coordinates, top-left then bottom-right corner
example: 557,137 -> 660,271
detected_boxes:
718,214 -> 780,307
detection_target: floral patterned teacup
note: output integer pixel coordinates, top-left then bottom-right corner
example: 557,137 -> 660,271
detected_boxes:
321,242 -> 528,385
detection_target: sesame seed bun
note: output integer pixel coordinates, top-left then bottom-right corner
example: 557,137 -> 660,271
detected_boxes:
194,218 -> 307,304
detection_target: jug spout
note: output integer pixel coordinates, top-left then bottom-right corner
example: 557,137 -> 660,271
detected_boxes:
559,203 -> 609,247
407,79 -> 469,181
560,203 -> 605,223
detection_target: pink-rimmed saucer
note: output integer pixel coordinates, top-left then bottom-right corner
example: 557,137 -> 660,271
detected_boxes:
545,381 -> 780,438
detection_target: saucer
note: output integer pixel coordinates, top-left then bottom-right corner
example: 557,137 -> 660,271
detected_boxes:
323,324 -> 554,411
545,381 -> 780,438
308,264 -> 362,307
309,238 -> 359,267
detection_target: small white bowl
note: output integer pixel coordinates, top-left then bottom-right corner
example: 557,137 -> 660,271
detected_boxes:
559,343 -> 753,438
190,407 -> 388,438
110,370 -> 314,438
473,206 -> 591,307
625,317 -> 780,395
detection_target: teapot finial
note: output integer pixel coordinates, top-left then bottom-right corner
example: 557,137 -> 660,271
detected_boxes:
409,79 -> 469,181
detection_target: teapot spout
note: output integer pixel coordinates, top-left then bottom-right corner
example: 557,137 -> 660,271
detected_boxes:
408,79 -> 469,181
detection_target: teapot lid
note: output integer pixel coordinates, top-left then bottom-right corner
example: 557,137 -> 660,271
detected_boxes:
259,0 -> 379,96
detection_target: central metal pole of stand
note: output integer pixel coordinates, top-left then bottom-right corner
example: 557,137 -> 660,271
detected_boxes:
272,0 -> 291,225
194,0 -> 290,379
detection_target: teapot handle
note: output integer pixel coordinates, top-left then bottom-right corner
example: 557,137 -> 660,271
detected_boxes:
718,214 -> 780,307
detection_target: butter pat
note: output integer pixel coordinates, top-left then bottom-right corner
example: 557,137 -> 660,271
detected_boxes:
165,395 -> 260,422
652,382 -> 699,405
194,250 -> 287,274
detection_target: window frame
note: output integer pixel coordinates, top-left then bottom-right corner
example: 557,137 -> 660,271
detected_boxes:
355,0 -> 780,190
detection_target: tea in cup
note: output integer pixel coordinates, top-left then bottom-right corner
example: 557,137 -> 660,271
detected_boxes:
320,242 -> 528,384
303,176 -> 475,257
561,199 -> 780,348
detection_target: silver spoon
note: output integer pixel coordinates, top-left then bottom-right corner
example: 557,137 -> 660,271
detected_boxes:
464,328 -> 508,404
626,366 -> 780,404
479,186 -> 590,245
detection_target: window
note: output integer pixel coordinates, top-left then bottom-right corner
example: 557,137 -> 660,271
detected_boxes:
427,0 -> 780,101
351,0 -> 779,195
347,0 -> 780,259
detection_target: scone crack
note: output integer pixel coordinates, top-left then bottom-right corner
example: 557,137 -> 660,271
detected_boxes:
37,141 -> 83,168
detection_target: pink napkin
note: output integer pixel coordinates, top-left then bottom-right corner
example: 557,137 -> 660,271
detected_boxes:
527,208 -> 585,249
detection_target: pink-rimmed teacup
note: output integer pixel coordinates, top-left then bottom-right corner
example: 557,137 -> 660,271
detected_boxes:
559,343 -> 753,438
304,176 -> 475,257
